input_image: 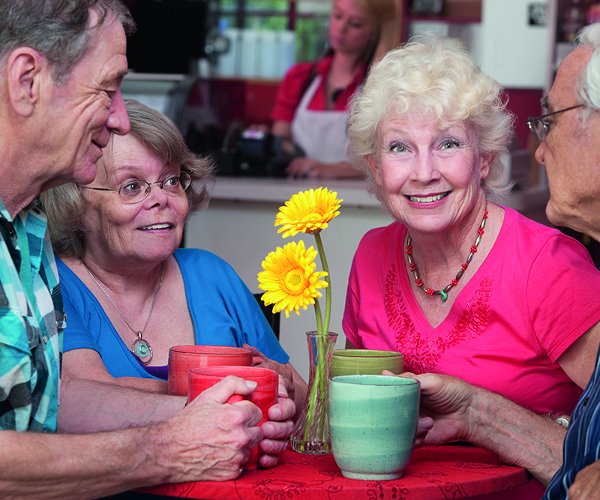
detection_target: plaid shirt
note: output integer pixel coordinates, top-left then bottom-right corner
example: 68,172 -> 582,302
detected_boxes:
545,345 -> 600,498
0,200 -> 64,432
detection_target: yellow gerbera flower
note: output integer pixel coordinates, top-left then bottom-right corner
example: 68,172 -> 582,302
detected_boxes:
258,240 -> 328,318
275,187 -> 342,238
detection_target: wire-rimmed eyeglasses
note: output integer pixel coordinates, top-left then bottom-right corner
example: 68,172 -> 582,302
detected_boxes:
527,98 -> 583,142
81,171 -> 192,204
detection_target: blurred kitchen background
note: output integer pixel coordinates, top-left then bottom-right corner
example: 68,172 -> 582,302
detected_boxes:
120,0 -> 599,187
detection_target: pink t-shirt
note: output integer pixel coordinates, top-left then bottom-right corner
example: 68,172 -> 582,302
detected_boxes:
343,207 -> 600,415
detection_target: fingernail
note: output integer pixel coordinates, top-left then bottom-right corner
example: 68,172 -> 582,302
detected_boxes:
245,381 -> 258,390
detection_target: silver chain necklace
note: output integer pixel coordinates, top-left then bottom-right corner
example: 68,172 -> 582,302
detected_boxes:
82,261 -> 164,365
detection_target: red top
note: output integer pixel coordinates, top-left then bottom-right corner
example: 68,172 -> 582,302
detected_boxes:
271,54 -> 367,122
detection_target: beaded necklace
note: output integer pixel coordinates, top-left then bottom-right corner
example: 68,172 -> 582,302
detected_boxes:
405,205 -> 488,303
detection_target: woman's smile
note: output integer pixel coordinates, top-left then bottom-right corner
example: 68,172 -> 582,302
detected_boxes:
406,192 -> 451,204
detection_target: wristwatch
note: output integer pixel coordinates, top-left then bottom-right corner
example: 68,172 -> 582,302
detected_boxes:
551,414 -> 571,429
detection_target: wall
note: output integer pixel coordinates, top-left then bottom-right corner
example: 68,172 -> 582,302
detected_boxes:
477,0 -> 551,89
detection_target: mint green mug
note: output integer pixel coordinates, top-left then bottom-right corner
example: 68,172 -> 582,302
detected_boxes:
329,375 -> 420,480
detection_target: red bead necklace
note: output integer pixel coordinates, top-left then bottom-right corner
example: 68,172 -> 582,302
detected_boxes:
405,205 -> 488,303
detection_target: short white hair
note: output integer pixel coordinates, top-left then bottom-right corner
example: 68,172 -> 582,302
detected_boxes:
576,23 -> 600,113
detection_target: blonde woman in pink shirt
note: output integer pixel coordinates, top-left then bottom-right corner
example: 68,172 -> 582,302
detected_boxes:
344,35 -> 600,469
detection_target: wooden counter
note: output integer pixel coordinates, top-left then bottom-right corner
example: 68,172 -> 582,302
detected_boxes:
184,176 -> 549,379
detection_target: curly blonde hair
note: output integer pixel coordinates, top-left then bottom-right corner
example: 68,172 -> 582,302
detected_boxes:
347,35 -> 514,202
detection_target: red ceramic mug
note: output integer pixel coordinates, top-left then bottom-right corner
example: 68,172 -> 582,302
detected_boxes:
188,365 -> 279,469
167,345 -> 252,396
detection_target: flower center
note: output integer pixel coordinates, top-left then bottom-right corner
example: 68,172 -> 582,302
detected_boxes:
304,212 -> 322,222
302,213 -> 325,234
284,268 -> 306,295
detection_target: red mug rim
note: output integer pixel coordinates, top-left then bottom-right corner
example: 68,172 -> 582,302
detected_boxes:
189,366 -> 277,379
169,345 -> 253,356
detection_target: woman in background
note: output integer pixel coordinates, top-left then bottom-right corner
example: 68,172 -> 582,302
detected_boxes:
271,0 -> 398,179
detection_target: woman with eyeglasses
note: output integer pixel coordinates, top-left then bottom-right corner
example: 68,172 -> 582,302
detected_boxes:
41,100 -> 306,411
343,37 -> 600,488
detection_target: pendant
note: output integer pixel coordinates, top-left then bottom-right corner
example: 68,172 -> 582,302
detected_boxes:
132,335 -> 153,365
439,290 -> 448,302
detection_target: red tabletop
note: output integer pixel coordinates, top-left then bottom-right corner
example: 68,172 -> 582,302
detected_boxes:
139,444 -> 545,499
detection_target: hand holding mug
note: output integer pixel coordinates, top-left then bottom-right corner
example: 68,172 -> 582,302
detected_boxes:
188,366 -> 279,470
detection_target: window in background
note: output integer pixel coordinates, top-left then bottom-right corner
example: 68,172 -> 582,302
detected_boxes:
296,0 -> 330,61
217,0 -> 329,64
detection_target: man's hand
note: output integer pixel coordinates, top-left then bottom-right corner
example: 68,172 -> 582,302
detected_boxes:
569,460 -> 600,499
395,371 -> 565,484
411,372 -> 474,445
159,376 -> 263,482
385,371 -> 472,446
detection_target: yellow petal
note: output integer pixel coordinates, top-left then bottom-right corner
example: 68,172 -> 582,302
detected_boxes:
275,187 -> 342,238
257,240 -> 328,316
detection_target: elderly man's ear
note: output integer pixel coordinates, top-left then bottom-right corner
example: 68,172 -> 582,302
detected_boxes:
5,47 -> 46,117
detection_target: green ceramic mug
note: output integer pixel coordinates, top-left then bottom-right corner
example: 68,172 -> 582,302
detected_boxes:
329,349 -> 404,379
329,375 -> 420,480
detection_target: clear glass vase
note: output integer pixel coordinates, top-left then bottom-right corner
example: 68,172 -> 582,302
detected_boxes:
290,330 -> 338,454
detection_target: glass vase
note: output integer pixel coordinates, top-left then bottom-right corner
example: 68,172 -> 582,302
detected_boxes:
290,330 -> 338,454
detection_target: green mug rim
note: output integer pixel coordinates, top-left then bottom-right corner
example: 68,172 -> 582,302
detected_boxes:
330,374 -> 419,387
332,349 -> 404,359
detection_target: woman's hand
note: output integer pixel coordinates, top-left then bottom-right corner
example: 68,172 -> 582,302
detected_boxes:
286,157 -> 322,179
286,158 -> 363,179
243,344 -> 308,420
257,379 -> 296,468
244,344 -> 297,400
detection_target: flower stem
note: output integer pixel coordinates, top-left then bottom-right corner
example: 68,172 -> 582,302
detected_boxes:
314,232 -> 331,335
312,233 -> 331,444
300,333 -> 326,447
313,297 -> 324,336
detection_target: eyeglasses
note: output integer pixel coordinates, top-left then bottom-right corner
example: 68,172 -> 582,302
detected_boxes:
81,171 -> 192,204
527,99 -> 583,142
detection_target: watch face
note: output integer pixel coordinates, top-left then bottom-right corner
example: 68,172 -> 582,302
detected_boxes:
411,0 -> 444,15
555,416 -> 570,429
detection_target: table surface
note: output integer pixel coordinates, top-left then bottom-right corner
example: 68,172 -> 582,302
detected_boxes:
139,444 -> 545,499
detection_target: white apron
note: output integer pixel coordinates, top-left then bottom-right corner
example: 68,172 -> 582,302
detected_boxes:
291,75 -> 350,163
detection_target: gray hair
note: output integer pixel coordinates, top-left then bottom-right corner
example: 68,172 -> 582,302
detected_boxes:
347,35 -> 514,202
41,100 -> 215,259
575,23 -> 600,120
0,0 -> 134,84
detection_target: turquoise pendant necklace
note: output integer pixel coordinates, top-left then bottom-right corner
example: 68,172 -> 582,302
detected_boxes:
83,262 -> 164,364
405,205 -> 488,303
